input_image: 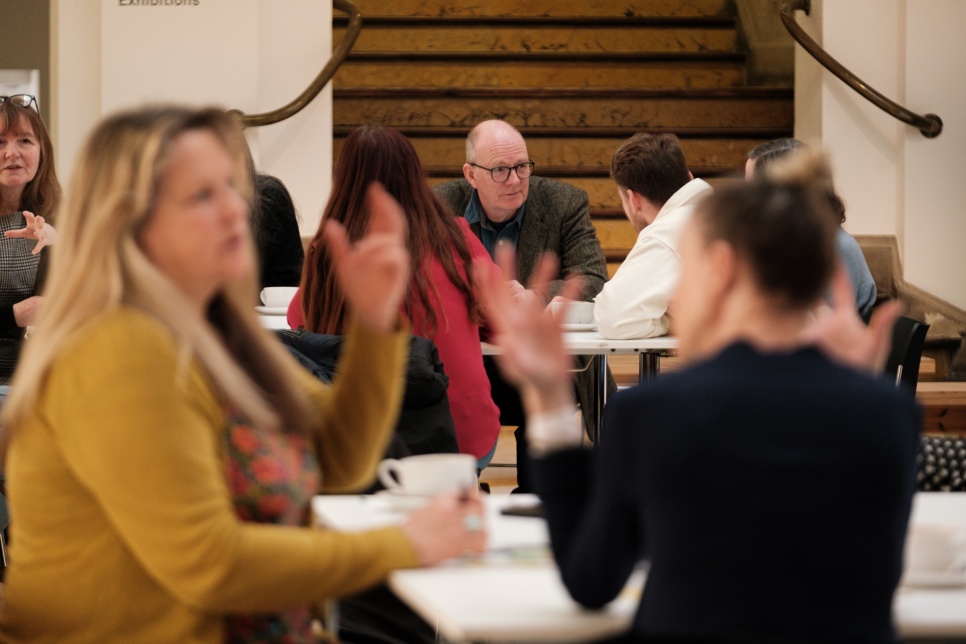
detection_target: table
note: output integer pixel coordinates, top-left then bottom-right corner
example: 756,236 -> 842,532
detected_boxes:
314,492 -> 966,643
312,494 -> 640,643
895,492 -> 966,640
484,331 -> 679,439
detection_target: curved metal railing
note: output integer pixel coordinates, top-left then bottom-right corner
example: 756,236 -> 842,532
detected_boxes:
231,0 -> 362,128
781,0 -> 942,138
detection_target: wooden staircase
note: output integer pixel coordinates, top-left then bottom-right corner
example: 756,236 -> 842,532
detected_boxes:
332,0 -> 794,276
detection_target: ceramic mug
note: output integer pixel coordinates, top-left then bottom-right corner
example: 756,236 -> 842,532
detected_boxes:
259,286 -> 298,308
549,300 -> 595,325
377,453 -> 477,496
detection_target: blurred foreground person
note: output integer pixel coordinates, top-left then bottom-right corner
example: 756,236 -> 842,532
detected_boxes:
478,151 -> 918,643
0,106 -> 484,642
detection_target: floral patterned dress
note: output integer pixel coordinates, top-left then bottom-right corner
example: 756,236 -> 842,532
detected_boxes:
222,412 -> 321,643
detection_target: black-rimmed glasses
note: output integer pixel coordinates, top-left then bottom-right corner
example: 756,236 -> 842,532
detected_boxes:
469,160 -> 535,183
0,95 -> 40,115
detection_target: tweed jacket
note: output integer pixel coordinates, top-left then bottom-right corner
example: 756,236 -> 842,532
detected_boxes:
434,176 -> 613,437
434,176 -> 608,301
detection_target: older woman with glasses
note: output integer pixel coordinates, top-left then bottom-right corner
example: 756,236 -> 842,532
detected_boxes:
0,105 -> 485,642
0,95 -> 61,379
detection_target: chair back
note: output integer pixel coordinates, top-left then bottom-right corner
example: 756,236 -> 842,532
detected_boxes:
885,316 -> 930,392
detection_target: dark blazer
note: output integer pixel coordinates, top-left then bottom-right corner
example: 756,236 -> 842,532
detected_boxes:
434,176 -> 608,300
434,176 -> 614,437
534,343 -> 920,642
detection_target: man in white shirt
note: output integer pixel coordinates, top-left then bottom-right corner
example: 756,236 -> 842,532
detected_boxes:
593,133 -> 713,339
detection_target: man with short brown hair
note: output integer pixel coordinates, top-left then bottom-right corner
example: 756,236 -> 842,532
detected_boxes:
594,133 -> 712,339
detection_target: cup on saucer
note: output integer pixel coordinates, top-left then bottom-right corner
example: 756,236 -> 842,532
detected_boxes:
377,453 -> 477,496
259,286 -> 298,309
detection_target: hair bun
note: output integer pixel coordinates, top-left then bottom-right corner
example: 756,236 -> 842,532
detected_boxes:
762,146 -> 835,196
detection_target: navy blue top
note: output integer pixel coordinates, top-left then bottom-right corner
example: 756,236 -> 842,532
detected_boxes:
534,342 -> 920,643
462,189 -> 526,259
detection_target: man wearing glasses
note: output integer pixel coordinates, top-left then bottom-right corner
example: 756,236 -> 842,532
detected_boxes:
435,119 -> 608,491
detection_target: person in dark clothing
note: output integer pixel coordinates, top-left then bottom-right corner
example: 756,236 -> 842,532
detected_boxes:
476,151 -> 919,643
252,173 -> 304,288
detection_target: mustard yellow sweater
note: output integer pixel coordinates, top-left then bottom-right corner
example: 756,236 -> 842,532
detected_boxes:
0,307 -> 418,643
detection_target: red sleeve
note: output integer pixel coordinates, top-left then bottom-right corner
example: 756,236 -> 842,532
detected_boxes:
286,288 -> 304,329
456,218 -> 499,340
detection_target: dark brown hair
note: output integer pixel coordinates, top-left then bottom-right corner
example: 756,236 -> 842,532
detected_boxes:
0,100 -> 61,221
301,125 -> 482,336
610,133 -> 691,206
748,138 -> 846,224
696,151 -> 839,309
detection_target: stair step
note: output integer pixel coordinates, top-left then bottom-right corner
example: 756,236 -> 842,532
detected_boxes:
347,0 -> 732,19
423,165 -> 732,179
427,175 -> 733,209
334,126 -> 794,138
593,219 -> 639,252
335,54 -> 745,90
334,21 -> 737,53
336,134 -> 771,171
333,87 -> 794,131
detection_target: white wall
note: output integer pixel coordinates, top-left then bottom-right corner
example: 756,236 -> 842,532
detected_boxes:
903,1 -> 966,309
797,0 -> 966,310
51,0 -> 332,236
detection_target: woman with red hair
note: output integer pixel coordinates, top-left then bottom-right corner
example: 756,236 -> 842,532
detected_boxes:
291,125 -> 501,467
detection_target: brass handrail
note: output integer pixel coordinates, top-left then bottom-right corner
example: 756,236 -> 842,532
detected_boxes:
781,0 -> 942,138
231,0 -> 362,128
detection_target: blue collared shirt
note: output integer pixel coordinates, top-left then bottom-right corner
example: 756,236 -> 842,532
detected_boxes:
463,189 -> 526,260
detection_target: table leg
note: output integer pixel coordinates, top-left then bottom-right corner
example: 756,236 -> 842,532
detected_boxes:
596,354 -> 609,443
638,352 -> 661,385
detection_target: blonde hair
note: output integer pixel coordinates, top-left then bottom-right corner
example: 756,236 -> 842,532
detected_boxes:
2,105 -> 314,436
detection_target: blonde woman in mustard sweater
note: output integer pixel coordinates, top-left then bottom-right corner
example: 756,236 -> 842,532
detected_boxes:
0,106 -> 485,642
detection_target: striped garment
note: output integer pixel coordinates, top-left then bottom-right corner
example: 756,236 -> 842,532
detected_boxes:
0,211 -> 42,379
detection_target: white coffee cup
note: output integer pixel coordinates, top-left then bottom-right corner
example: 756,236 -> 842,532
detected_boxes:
902,523 -> 966,585
260,286 -> 298,308
549,300 -> 595,325
377,454 -> 477,496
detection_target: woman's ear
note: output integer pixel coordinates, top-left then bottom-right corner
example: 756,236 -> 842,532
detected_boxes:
704,239 -> 738,309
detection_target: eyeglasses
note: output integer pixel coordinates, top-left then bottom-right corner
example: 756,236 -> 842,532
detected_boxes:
469,160 -> 535,183
0,95 -> 40,115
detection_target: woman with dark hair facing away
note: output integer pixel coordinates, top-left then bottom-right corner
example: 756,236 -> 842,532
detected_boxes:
477,151 -> 919,642
290,125 -> 502,468
747,137 -> 877,319
0,95 -> 62,379
252,173 -> 304,288
0,105 -> 485,642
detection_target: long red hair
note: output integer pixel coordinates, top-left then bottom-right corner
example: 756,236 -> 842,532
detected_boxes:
301,125 -> 482,336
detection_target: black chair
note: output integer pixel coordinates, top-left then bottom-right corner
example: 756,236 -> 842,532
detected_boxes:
885,316 -> 930,392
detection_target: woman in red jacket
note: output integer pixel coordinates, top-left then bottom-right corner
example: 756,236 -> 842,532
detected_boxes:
291,125 -> 502,467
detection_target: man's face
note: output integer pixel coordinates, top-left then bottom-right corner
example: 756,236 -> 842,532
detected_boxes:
464,129 -> 530,223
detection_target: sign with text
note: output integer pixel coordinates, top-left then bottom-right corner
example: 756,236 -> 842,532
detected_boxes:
101,0 -> 258,113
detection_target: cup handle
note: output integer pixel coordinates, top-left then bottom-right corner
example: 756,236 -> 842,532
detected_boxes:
377,459 -> 403,491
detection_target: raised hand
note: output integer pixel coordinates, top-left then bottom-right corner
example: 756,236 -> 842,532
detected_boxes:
321,183 -> 410,333
475,247 -> 582,414
802,264 -> 901,373
4,211 -> 58,255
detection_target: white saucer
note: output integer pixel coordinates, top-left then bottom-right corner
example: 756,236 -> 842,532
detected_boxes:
255,305 -> 288,316
901,570 -> 966,588
561,323 -> 597,332
375,489 -> 431,511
